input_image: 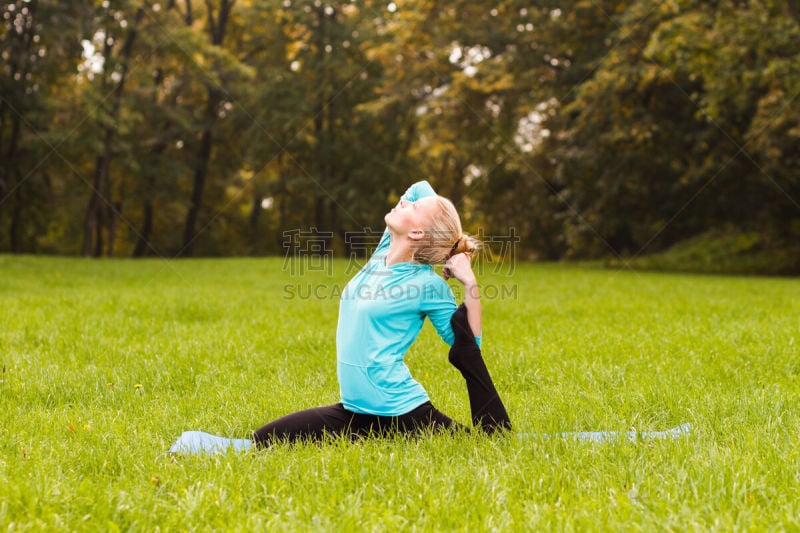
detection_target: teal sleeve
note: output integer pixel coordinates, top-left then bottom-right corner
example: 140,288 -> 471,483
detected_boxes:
420,277 -> 482,348
402,180 -> 436,202
374,181 -> 438,256
422,285 -> 457,346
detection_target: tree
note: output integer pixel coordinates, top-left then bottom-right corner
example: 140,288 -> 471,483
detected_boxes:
0,0 -> 87,253
541,0 -> 800,257
81,2 -> 146,257
180,0 -> 250,257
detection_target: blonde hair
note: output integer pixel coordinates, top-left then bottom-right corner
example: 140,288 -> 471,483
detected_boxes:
412,196 -> 481,264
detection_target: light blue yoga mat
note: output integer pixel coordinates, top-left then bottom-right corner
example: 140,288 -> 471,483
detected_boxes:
515,423 -> 691,443
168,423 -> 691,455
168,431 -> 253,455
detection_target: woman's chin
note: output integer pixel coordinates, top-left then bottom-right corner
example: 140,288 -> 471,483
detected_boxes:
384,216 -> 398,233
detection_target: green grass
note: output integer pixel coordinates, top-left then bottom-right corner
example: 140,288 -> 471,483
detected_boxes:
1,255 -> 798,530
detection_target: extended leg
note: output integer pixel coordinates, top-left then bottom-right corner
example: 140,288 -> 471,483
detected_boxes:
448,303 -> 512,434
171,399 -> 466,454
254,401 -> 462,446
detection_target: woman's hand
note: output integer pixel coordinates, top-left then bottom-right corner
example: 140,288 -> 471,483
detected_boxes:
443,252 -> 476,286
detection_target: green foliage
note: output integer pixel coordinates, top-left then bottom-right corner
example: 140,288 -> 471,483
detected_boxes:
546,0 -> 800,258
0,1 -> 89,253
1,257 -> 799,528
1,1 -> 798,272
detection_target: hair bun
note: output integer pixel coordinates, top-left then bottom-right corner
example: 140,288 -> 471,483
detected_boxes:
451,234 -> 479,257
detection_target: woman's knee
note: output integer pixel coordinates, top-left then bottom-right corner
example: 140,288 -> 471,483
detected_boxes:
252,403 -> 353,447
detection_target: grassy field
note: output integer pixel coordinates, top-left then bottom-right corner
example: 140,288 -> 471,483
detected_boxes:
1,255 -> 798,530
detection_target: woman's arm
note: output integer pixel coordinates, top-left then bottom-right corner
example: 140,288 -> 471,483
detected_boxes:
444,252 -> 481,337
373,181 -> 438,257
422,274 -> 482,348
400,180 -> 437,203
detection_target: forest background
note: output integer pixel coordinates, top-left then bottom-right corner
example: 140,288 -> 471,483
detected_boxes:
2,0 -> 799,274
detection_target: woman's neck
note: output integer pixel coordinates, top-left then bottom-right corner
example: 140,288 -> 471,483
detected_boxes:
385,233 -> 414,266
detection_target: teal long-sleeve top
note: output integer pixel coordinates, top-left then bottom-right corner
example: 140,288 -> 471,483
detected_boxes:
336,181 -> 480,416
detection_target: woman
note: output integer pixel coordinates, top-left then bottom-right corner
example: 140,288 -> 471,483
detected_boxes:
169,181 -> 510,454
252,180 -> 510,445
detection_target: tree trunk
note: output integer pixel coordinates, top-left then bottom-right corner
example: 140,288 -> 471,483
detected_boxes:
5,113 -> 23,251
107,200 -> 121,257
451,159 -> 465,208
106,7 -> 144,257
81,15 -> 114,257
185,0 -> 193,25
0,103 -> 6,184
313,5 -> 330,234
248,195 -> 262,227
9,180 -> 22,253
133,199 -> 154,257
93,150 -> 109,258
276,152 -> 287,251
313,90 -> 325,230
132,3 -> 179,258
789,0 -> 800,25
133,131 -> 168,257
81,7 -> 145,257
179,1 -> 234,256
82,151 -> 106,256
180,89 -> 218,257
2,0 -> 38,249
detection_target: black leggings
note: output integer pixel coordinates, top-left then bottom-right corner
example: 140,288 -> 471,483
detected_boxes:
252,304 -> 511,447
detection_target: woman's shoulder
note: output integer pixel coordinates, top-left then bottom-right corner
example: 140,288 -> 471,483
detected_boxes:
408,263 -> 440,280
412,267 -> 453,299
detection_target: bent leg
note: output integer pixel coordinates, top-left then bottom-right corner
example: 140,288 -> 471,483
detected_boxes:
252,402 -> 464,447
341,401 -> 464,439
449,304 -> 512,434
252,403 -> 355,447
393,401 -> 465,434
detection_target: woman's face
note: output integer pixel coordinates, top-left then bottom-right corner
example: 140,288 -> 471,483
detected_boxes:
385,196 -> 439,235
